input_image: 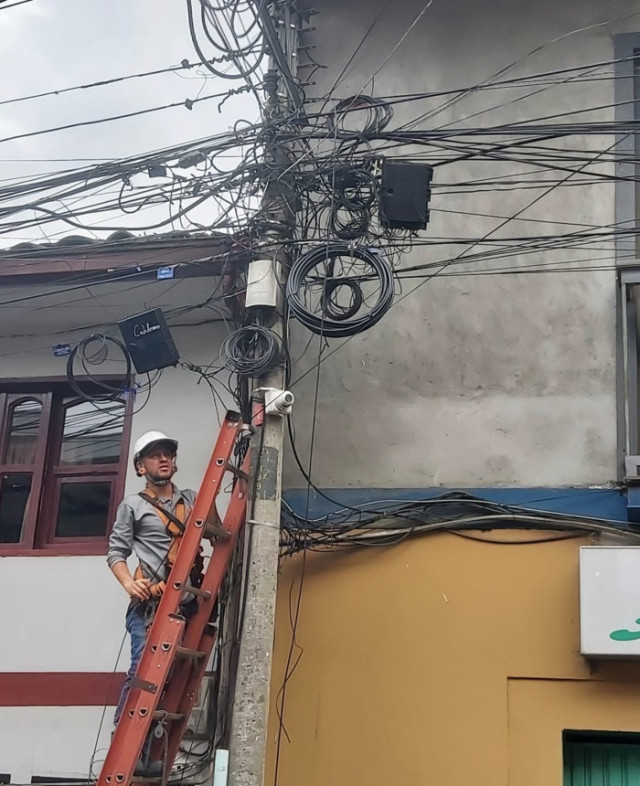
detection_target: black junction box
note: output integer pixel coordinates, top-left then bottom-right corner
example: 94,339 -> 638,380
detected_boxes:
118,308 -> 179,374
380,160 -> 434,230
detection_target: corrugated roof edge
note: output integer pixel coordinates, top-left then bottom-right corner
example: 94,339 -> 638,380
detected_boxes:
0,229 -> 234,260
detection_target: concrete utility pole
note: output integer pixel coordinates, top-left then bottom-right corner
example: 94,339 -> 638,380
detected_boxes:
227,3 -> 301,785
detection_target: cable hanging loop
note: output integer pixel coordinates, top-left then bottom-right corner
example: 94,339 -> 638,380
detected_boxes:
66,334 -> 133,402
286,243 -> 394,338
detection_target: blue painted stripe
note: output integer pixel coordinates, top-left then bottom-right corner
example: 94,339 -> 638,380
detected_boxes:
283,486 -> 630,524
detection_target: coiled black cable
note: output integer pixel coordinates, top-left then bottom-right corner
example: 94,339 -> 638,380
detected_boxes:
335,167 -> 378,209
330,203 -> 370,240
328,166 -> 379,240
286,243 -> 394,338
66,334 -> 133,401
327,95 -> 394,138
220,324 -> 283,377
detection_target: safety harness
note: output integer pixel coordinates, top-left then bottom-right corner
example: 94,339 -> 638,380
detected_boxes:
134,490 -> 204,599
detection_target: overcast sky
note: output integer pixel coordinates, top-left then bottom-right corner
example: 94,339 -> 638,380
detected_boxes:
0,0 -> 258,246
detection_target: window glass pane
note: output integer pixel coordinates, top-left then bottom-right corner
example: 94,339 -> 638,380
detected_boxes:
59,400 -> 124,466
55,480 -> 111,538
5,400 -> 42,465
0,473 -> 32,543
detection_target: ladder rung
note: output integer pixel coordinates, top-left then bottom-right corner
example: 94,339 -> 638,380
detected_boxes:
203,522 -> 231,540
153,710 -> 185,722
184,583 -> 211,599
226,461 -> 249,480
175,646 -> 206,660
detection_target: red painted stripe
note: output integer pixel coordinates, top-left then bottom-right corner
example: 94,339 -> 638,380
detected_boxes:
0,673 -> 126,707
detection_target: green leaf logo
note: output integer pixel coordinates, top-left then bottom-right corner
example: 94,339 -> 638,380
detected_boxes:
610,618 -> 640,641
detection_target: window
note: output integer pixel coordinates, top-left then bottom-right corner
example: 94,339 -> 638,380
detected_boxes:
564,731 -> 640,785
0,381 -> 131,554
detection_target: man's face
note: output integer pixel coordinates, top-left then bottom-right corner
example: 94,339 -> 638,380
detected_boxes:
139,443 -> 176,484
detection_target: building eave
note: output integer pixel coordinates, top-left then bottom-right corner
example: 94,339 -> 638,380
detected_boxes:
0,231 -> 244,284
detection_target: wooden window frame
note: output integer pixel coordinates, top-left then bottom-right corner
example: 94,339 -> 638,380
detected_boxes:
0,378 -> 132,557
0,393 -> 51,550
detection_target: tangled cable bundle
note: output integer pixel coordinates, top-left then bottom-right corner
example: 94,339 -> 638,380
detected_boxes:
329,166 -> 378,240
186,0 -> 265,83
279,489 -> 640,556
220,324 -> 283,376
66,334 -> 133,401
286,243 -> 394,337
327,94 -> 394,138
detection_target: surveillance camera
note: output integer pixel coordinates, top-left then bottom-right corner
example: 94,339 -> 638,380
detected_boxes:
263,387 -> 294,416
280,391 -> 294,408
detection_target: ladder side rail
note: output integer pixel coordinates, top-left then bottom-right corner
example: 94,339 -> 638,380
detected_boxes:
98,413 -> 242,786
158,457 -> 250,764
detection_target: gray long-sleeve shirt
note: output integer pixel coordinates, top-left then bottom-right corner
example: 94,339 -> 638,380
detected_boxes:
107,486 -> 197,582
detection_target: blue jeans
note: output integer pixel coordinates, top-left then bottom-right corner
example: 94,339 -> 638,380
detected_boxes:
113,599 -> 198,725
114,603 -> 147,725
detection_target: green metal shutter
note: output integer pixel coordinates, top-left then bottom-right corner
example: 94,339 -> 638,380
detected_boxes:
564,741 -> 640,785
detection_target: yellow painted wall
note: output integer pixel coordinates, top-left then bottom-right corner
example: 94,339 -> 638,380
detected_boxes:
266,532 -> 640,785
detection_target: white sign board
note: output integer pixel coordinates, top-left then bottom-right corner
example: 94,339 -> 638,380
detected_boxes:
580,546 -> 640,658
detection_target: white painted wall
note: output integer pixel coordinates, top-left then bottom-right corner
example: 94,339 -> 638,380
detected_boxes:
0,707 -> 113,784
286,0 -> 637,489
0,556 -> 125,672
0,321 -> 233,779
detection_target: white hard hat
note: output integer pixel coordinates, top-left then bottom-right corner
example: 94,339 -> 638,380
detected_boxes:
133,431 -> 178,464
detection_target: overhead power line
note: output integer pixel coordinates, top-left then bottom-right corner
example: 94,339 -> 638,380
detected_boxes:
0,86 -> 253,148
0,59 -> 227,108
0,0 -> 36,9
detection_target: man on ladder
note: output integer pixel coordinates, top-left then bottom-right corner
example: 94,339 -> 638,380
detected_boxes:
99,412 -> 246,786
107,430 -> 199,776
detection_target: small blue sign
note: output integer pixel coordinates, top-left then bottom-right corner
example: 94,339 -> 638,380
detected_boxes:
157,266 -> 175,280
53,343 -> 71,357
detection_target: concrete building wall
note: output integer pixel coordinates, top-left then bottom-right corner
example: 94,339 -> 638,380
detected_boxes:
0,322 -> 231,781
285,0 -> 638,489
269,2 -> 640,784
266,533 -> 640,786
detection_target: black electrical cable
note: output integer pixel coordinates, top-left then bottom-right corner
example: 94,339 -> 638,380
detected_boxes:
0,59 -> 222,109
0,88 -> 251,149
66,335 -> 133,401
220,324 -> 283,377
0,0 -> 35,9
329,203 -> 370,240
279,491 -> 640,555
286,243 -> 394,337
327,94 -> 394,138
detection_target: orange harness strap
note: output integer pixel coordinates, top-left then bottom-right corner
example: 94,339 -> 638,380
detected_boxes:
134,493 -> 203,598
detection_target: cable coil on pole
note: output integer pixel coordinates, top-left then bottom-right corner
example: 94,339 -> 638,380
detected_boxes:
286,243 -> 394,338
220,324 -> 283,377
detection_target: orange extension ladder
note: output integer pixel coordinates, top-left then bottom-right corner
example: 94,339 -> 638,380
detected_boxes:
99,410 -> 249,786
